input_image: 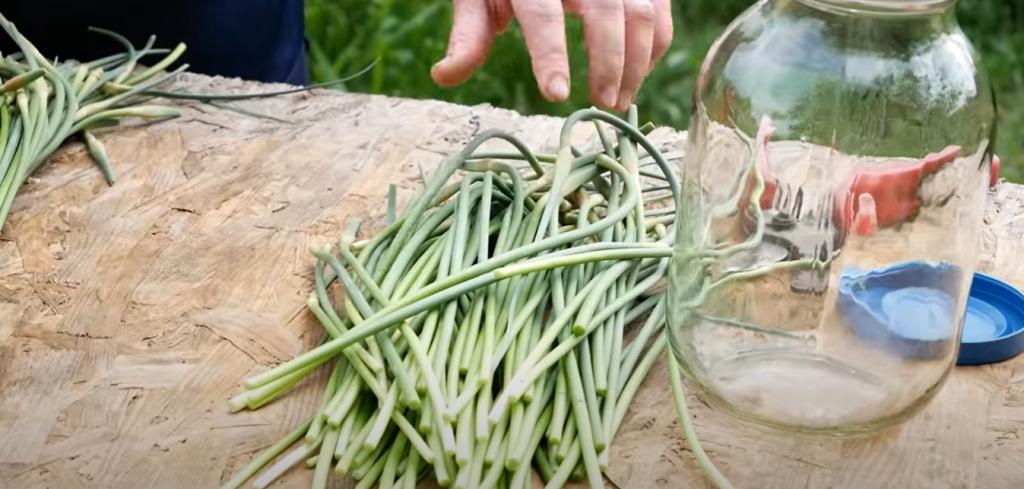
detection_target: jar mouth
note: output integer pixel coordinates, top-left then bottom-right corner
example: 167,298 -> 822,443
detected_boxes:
799,0 -> 956,16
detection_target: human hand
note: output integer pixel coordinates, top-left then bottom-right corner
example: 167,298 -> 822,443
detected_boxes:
739,117 -> 1002,238
431,0 -> 674,111
836,145 -> 962,236
839,149 -> 1001,236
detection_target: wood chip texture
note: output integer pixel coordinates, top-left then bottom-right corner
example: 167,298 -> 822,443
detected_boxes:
0,73 -> 1022,489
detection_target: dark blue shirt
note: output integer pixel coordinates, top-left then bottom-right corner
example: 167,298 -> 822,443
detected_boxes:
0,0 -> 308,85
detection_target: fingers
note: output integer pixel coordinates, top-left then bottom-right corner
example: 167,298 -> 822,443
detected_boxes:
920,145 -> 960,174
512,0 -> 571,101
650,0 -> 673,69
434,0 -> 671,108
576,0 -> 626,109
432,0 -> 511,87
615,0 -> 656,110
991,154 -> 1001,188
852,193 -> 879,237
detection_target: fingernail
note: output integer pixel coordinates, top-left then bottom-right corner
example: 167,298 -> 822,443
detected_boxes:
547,75 -> 569,101
432,58 -> 448,74
431,58 -> 453,86
615,90 -> 634,111
601,87 -> 619,110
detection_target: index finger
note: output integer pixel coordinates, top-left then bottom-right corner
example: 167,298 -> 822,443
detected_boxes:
650,0 -> 673,68
576,0 -> 626,109
512,0 -> 571,102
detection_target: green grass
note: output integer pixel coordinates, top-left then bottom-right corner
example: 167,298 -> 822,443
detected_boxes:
305,0 -> 1023,182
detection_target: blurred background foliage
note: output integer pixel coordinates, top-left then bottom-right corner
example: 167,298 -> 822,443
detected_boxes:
305,0 -> 1023,181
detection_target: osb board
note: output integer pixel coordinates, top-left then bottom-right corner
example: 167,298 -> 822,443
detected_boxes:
0,73 -> 1022,489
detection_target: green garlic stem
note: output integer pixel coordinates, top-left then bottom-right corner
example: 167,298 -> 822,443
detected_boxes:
218,418 -> 312,489
668,354 -> 735,489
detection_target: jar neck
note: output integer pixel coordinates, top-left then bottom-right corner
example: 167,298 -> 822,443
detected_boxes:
796,0 -> 957,17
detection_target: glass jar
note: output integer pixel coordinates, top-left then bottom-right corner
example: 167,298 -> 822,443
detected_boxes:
668,0 -> 995,435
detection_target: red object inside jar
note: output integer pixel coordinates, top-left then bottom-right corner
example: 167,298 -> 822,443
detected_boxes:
736,117 -> 1000,238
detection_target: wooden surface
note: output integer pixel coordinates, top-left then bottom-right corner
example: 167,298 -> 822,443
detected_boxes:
1,73 -> 1023,489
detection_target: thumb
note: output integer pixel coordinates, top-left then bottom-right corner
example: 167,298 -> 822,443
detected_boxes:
432,0 -> 508,87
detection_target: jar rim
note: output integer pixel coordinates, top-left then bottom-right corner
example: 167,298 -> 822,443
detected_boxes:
799,0 -> 956,16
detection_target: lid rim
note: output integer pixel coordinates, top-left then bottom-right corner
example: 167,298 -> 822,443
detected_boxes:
957,272 -> 1024,365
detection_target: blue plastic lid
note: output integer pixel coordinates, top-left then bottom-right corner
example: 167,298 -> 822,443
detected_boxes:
838,262 -> 960,359
957,273 -> 1024,365
837,264 -> 1024,365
